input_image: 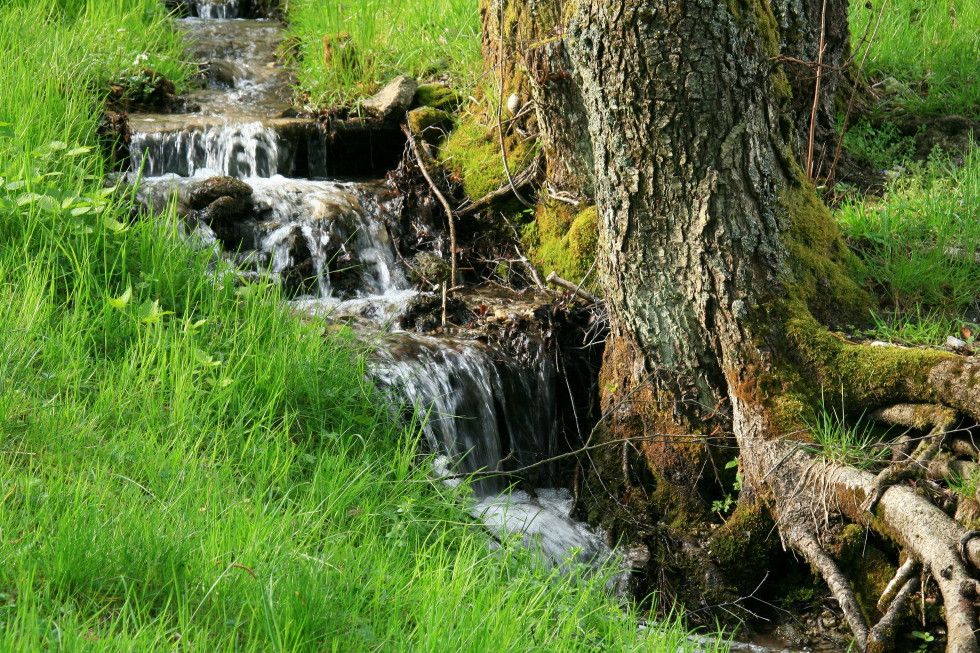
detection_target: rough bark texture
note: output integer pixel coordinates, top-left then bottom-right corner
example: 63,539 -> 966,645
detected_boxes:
479,0 -> 980,649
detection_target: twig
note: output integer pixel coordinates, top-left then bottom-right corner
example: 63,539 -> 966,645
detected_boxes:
495,3 -> 531,207
805,0 -> 829,180
514,245 -> 547,292
456,154 -> 540,217
546,271 -> 596,302
877,558 -> 918,612
401,124 -> 457,287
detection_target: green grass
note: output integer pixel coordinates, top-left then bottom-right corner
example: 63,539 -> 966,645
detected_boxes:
802,400 -> 889,471
0,1 -> 717,650
286,0 -> 482,108
837,151 -> 980,344
849,0 -> 980,117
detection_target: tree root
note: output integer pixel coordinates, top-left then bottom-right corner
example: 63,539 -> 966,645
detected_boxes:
789,530 -> 870,647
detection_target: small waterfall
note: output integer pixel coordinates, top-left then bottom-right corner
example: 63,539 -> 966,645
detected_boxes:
131,123 -> 282,178
186,0 -> 240,18
371,333 -> 616,569
371,333 -> 560,492
137,174 -> 408,299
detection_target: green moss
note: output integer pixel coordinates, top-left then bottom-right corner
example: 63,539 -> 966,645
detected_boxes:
786,308 -> 953,408
725,0 -> 781,57
407,107 -> 452,147
781,181 -> 871,327
709,503 -> 778,594
524,201 -> 599,287
827,524 -> 897,622
440,118 -> 533,202
413,83 -> 462,112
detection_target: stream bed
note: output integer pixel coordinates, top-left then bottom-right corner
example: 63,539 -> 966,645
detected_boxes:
131,0 -> 618,575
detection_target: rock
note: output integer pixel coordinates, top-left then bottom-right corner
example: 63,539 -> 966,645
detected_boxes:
946,335 -> 968,349
207,60 -> 244,88
190,177 -> 255,245
406,107 -> 452,146
413,82 -> 462,112
361,75 -> 418,120
190,176 -> 253,210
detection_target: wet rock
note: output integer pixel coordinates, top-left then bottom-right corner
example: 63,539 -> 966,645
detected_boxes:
190,176 -> 253,210
361,75 -> 418,120
413,82 -> 462,112
207,60 -> 244,88
190,177 -> 255,245
399,293 -> 471,332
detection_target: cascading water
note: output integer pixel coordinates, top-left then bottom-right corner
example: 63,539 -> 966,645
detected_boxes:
130,0 -> 616,572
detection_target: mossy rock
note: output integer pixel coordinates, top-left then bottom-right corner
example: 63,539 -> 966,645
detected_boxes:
525,200 -> 599,288
441,119 -> 534,202
406,107 -> 453,147
413,83 -> 462,113
409,252 -> 450,287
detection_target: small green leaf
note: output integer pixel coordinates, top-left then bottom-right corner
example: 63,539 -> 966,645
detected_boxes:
103,216 -> 129,233
70,206 -> 92,216
184,318 -> 207,335
0,123 -> 15,139
193,348 -> 222,367
65,147 -> 92,157
5,180 -> 26,191
36,195 -> 61,213
47,141 -> 68,151
98,186 -> 118,198
107,286 -> 132,310
16,192 -> 41,206
138,299 -> 162,323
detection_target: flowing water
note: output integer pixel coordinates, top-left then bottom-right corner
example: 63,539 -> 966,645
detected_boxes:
131,1 -> 617,573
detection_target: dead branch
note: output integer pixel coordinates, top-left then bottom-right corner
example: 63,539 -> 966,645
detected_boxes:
868,573 -> 920,653
791,531 -> 870,648
546,271 -> 596,302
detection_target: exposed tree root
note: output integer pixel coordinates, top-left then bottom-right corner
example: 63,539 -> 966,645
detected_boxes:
768,445 -> 980,652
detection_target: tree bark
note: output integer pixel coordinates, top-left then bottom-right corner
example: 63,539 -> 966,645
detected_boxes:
481,0 -> 980,649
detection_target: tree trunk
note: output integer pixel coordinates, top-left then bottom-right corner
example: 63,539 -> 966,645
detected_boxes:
480,1 -> 980,649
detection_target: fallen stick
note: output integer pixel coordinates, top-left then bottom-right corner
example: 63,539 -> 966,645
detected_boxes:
546,271 -> 596,302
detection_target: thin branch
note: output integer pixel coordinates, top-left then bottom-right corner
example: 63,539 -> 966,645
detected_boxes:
401,124 -> 457,288
805,0 -> 829,180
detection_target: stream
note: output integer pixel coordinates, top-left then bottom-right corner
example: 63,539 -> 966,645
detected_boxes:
123,4 -> 838,651
130,0 -> 618,576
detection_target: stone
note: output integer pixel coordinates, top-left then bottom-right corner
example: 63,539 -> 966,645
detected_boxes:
207,60 -> 244,88
189,176 -> 253,210
361,75 -> 418,120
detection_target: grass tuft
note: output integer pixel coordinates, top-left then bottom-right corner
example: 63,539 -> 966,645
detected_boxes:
286,0 -> 482,108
